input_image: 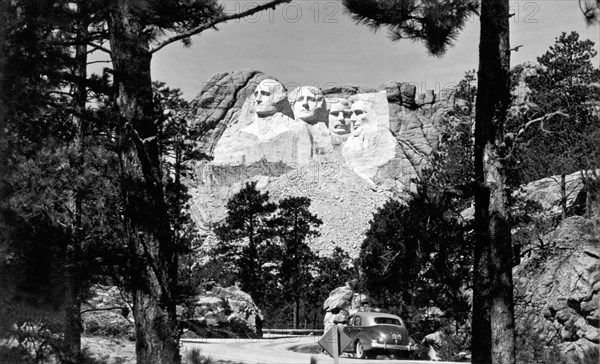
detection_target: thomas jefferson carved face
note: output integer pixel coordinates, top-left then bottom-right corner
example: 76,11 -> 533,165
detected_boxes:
252,79 -> 286,117
292,86 -> 327,124
328,99 -> 352,135
350,100 -> 372,137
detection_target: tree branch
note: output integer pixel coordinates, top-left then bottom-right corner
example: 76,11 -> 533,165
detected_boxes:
50,70 -> 111,95
88,42 -> 112,55
87,60 -> 111,65
517,111 -> 569,137
502,111 -> 569,160
124,122 -> 159,187
49,90 -> 75,98
381,250 -> 403,276
150,0 -> 291,54
80,306 -> 127,315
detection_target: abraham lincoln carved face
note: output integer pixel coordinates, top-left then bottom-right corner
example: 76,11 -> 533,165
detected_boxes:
350,100 -> 372,137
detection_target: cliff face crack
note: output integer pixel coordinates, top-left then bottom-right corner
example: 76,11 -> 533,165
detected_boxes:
207,71 -> 260,152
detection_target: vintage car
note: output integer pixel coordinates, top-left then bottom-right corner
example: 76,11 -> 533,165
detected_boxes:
342,312 -> 418,359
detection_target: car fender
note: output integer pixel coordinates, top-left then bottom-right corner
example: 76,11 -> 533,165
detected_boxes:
355,333 -> 375,351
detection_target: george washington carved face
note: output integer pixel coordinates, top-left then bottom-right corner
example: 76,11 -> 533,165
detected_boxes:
251,79 -> 287,117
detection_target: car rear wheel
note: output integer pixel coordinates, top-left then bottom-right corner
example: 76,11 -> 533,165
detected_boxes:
355,341 -> 370,359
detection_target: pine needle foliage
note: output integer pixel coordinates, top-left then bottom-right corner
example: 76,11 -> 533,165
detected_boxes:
342,0 -> 479,56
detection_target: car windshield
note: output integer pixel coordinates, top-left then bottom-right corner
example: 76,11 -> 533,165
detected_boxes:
374,317 -> 401,325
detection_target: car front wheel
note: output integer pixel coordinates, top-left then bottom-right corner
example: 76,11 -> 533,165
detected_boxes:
355,340 -> 371,359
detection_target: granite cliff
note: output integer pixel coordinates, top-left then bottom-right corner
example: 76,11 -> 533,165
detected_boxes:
187,69 -> 457,256
514,216 -> 599,363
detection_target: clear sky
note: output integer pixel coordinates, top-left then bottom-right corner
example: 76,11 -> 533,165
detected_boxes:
148,0 -> 600,100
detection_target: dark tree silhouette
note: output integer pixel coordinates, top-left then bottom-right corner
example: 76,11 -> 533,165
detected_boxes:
103,2 -> 291,361
214,182 -> 277,304
273,196 -> 322,329
343,0 -> 478,57
1,2 -> 121,361
509,31 -> 600,183
580,0 -> 600,24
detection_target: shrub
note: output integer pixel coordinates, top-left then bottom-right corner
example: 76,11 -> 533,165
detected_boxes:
186,348 -> 214,364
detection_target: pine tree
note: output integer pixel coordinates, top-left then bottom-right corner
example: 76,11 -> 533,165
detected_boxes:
580,0 -> 600,24
273,196 -> 321,329
1,2 -> 121,361
214,182 -> 277,305
510,31 -> 600,184
4,2 -> 294,360
359,190 -> 470,325
304,248 -> 355,329
359,199 -> 408,304
102,2 -> 291,361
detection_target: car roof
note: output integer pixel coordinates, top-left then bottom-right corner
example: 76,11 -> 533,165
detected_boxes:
349,312 -> 405,327
350,312 -> 400,319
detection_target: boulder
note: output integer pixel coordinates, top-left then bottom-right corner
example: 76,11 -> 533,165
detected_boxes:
83,284 -> 263,339
517,171 -> 591,214
461,170 -> 593,222
514,216 -> 600,363
400,83 -> 417,107
323,285 -> 355,312
323,284 -> 356,331
439,88 -> 454,101
423,90 -> 436,104
180,285 -> 264,338
82,285 -> 134,338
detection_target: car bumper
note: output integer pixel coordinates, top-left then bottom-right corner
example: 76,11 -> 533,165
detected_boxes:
370,341 -> 418,351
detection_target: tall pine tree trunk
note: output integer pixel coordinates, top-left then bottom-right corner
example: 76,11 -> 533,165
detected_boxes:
108,1 -> 180,363
293,298 -> 299,329
63,3 -> 88,360
472,0 -> 516,363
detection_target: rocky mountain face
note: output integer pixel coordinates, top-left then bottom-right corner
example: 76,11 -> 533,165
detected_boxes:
187,69 -> 456,256
514,216 -> 599,363
517,171 -> 590,214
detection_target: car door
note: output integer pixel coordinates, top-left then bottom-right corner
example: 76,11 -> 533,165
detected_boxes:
342,315 -> 363,352
349,314 -> 363,334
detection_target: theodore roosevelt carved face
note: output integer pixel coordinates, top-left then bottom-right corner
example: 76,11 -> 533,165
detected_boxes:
328,99 -> 352,135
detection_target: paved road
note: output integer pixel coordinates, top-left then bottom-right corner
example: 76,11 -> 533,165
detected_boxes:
181,336 -> 467,364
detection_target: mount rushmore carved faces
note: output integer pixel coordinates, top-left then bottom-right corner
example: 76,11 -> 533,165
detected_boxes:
252,79 -> 287,117
328,99 -> 352,136
292,86 -> 328,125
